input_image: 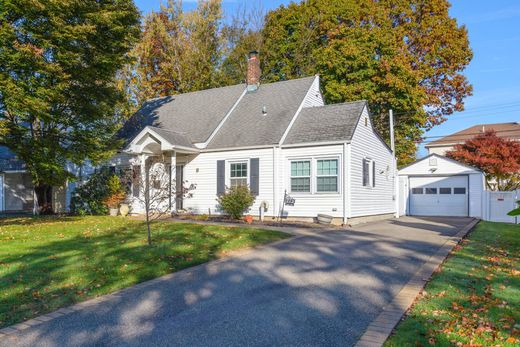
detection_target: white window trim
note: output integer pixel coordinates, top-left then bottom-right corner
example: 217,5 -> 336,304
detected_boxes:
288,155 -> 341,195
316,158 -> 340,194
363,158 -> 375,189
226,159 -> 249,188
289,159 -> 312,194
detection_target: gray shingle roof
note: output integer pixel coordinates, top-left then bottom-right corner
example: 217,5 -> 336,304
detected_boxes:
283,101 -> 367,145
119,83 -> 245,146
148,126 -> 195,149
205,76 -> 316,149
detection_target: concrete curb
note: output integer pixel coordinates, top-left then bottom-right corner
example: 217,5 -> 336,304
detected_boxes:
0,223 -> 335,338
354,218 -> 480,347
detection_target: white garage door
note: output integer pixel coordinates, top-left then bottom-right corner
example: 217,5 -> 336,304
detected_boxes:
409,176 -> 468,217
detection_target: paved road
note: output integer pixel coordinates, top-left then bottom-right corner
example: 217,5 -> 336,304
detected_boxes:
2,217 -> 473,347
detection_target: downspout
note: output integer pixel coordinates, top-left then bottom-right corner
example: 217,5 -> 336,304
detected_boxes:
272,146 -> 277,219
342,142 -> 350,226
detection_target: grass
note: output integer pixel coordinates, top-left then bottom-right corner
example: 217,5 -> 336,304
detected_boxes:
385,221 -> 520,347
0,216 -> 289,328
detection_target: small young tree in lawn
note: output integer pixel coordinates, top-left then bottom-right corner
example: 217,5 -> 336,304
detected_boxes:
126,158 -> 195,245
446,131 -> 520,191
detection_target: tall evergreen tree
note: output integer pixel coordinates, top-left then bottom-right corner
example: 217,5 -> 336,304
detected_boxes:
261,0 -> 473,165
0,0 -> 140,212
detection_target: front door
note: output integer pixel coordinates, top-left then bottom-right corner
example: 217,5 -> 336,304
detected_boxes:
176,165 -> 184,210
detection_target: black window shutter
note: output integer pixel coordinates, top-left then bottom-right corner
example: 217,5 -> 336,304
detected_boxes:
132,165 -> 141,197
250,158 -> 259,196
217,160 -> 225,195
362,159 -> 367,186
372,161 -> 376,187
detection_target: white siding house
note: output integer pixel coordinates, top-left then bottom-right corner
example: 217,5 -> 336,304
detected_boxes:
115,68 -> 396,225
0,52 -> 397,223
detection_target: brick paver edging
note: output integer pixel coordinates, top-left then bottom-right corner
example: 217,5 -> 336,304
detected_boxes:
354,218 -> 480,347
0,224 -> 317,340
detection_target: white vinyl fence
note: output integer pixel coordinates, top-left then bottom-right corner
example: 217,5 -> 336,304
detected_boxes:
482,190 -> 519,224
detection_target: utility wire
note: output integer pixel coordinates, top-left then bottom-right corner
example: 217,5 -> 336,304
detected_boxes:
420,128 -> 520,140
408,128 -> 520,145
390,100 -> 520,117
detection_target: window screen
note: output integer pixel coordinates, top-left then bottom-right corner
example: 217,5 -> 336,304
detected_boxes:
316,159 -> 338,192
230,162 -> 248,187
291,160 -> 311,192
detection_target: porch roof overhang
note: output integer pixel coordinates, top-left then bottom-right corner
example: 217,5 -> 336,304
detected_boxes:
124,126 -> 200,155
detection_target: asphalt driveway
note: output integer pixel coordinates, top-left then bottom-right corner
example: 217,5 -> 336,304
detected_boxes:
1,216 -> 474,347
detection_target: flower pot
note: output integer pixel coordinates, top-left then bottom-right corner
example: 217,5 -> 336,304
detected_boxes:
244,215 -> 253,224
109,208 -> 119,216
119,204 -> 129,217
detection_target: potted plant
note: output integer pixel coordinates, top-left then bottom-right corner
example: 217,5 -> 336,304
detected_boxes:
244,214 -> 253,224
104,175 -> 125,216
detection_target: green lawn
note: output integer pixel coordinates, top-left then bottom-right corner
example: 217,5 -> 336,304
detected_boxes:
385,221 -> 520,347
0,216 -> 288,328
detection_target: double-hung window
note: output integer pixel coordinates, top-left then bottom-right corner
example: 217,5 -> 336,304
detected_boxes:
316,159 -> 338,192
290,160 -> 311,192
362,158 -> 375,187
230,162 -> 248,188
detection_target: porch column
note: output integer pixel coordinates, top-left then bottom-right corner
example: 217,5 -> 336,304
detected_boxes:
170,151 -> 176,213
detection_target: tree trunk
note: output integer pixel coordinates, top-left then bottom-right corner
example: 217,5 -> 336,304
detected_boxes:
145,206 -> 152,246
34,184 -> 54,214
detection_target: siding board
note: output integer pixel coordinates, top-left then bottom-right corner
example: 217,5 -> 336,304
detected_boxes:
349,107 -> 395,217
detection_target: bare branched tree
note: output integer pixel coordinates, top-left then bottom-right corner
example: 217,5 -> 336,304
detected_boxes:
124,158 -> 195,245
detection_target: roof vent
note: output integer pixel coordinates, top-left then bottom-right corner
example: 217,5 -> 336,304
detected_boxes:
262,105 -> 267,116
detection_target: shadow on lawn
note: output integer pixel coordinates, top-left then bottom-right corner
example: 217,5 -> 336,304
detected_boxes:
0,219 -> 467,347
0,215 -> 85,227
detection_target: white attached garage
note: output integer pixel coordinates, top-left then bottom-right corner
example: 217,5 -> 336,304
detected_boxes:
399,154 -> 485,218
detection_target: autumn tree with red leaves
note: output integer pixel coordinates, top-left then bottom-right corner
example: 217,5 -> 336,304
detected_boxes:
446,131 -> 520,191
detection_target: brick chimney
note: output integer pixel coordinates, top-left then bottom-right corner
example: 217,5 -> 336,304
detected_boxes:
247,50 -> 261,92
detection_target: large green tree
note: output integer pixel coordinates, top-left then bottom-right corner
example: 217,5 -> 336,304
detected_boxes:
261,0 -> 472,165
0,0 -> 140,212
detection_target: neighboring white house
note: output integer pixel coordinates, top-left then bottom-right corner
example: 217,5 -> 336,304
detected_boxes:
425,122 -> 520,156
398,154 -> 485,218
110,52 -> 396,225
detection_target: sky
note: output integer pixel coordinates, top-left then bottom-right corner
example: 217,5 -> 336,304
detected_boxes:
134,0 -> 520,156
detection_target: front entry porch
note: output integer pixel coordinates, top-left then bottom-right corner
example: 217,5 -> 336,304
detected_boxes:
124,126 -> 199,215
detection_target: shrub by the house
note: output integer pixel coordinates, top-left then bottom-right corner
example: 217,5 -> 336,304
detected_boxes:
217,186 -> 255,219
71,169 -> 125,215
103,175 -> 126,210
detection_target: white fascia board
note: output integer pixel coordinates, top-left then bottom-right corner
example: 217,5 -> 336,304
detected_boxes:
125,126 -> 199,154
200,144 -> 276,153
280,140 -> 349,149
